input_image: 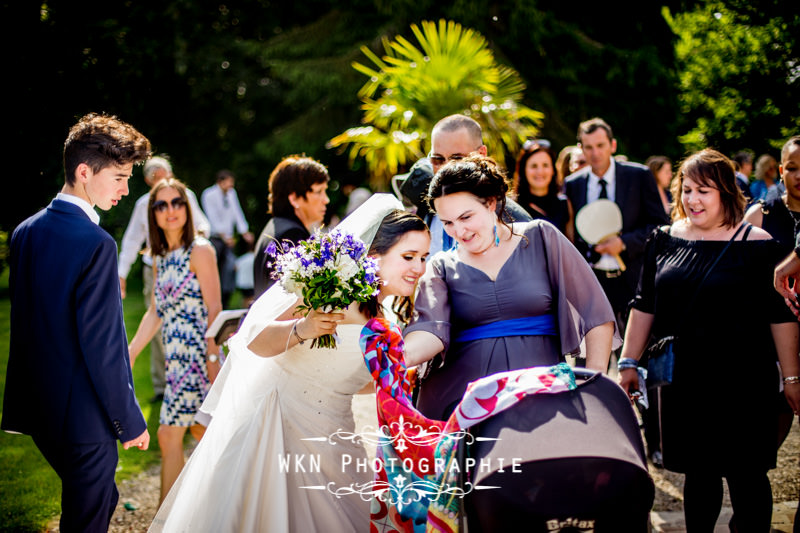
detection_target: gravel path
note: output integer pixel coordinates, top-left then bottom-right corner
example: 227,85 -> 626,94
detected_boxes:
43,394 -> 799,532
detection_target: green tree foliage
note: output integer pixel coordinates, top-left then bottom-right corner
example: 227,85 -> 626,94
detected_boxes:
666,1 -> 800,156
3,1 -> 392,235
383,2 -> 684,165
328,19 -> 543,187
3,0 -> 684,237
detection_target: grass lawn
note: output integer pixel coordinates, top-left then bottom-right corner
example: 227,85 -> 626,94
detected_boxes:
0,263 -> 163,532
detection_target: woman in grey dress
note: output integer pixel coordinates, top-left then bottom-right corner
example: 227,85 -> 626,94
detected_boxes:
404,155 -> 619,420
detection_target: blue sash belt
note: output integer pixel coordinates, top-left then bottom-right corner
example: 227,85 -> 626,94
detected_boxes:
454,315 -> 557,343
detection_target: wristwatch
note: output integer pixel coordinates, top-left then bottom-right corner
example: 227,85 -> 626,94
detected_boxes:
208,353 -> 219,363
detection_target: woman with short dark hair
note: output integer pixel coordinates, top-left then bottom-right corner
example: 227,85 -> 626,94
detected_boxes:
252,155 -> 331,298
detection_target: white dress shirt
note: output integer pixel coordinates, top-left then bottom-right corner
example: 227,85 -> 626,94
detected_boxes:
201,184 -> 249,239
56,192 -> 100,225
117,188 -> 210,279
587,157 -> 617,203
586,158 -> 623,271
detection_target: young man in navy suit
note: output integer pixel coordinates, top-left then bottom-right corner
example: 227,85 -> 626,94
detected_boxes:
2,113 -> 152,532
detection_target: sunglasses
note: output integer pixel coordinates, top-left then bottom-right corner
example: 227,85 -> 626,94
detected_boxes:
427,150 -> 481,167
152,197 -> 187,213
522,138 -> 552,151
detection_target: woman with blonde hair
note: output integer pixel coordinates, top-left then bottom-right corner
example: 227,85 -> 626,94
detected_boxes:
750,153 -> 780,202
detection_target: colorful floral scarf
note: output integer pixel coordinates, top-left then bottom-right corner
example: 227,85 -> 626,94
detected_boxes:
360,318 -> 576,533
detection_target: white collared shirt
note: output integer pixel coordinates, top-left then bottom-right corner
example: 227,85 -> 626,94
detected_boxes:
201,184 -> 249,239
586,158 -> 623,271
56,192 -> 100,225
587,158 -> 617,203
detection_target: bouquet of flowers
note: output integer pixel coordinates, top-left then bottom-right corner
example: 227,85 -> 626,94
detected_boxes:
266,229 -> 381,349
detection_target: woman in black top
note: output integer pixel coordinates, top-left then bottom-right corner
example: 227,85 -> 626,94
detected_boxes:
512,140 -> 573,239
618,149 -> 800,531
745,136 -> 800,252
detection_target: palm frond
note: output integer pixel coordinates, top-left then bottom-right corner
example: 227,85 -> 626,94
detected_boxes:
329,19 -> 544,185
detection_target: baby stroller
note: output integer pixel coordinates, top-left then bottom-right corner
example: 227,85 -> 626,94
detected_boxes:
462,368 -> 654,532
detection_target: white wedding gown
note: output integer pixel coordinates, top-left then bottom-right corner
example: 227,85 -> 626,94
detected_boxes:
150,324 -> 372,532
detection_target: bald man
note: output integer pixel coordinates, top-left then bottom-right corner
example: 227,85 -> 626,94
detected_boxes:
425,114 -> 531,254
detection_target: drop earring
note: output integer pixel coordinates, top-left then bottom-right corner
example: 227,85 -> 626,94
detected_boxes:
494,223 -> 500,247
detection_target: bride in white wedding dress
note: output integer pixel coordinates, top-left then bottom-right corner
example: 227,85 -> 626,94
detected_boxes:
149,194 -> 430,532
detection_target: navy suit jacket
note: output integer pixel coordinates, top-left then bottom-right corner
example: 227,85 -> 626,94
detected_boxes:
2,199 -> 146,443
565,160 -> 670,297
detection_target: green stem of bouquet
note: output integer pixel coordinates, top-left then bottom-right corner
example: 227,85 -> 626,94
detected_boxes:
311,332 -> 338,349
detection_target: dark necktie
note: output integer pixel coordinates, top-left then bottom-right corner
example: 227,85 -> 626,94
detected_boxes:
598,178 -> 608,200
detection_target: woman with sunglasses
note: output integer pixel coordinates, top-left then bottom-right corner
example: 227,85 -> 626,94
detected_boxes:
128,177 -> 223,505
513,140 -> 574,239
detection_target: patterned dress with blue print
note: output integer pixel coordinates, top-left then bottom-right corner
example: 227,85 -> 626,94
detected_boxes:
155,237 -> 210,426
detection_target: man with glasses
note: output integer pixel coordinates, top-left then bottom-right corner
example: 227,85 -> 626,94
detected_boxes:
424,114 -> 531,254
118,155 -> 209,403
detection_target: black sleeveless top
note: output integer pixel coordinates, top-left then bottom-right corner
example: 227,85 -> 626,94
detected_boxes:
759,189 -> 799,253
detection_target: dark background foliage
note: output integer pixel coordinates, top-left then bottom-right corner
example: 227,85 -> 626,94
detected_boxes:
3,0 -> 797,243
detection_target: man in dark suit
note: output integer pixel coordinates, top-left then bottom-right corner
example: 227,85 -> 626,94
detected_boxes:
2,113 -> 151,532
565,117 -> 669,330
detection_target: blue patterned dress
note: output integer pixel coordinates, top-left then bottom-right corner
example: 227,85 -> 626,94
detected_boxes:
155,237 -> 210,426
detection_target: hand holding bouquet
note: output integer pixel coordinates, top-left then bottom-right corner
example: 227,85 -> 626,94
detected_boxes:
267,229 -> 381,348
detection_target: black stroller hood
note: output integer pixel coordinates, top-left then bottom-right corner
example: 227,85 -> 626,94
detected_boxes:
464,370 -> 655,532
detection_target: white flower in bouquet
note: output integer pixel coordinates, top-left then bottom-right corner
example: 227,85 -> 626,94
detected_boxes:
266,229 -> 381,348
335,254 -> 360,281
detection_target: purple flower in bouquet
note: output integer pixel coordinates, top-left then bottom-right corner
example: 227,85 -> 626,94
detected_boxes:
267,229 -> 381,348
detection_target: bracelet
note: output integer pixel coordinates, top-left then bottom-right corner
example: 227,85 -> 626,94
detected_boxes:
291,319 -> 307,345
784,376 -> 800,384
617,357 -> 639,371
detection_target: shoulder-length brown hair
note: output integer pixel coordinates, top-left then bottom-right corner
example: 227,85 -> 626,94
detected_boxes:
147,177 -> 195,257
671,148 -> 745,227
512,141 -> 559,203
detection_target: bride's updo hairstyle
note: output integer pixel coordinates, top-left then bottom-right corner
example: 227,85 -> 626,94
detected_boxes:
426,154 -> 517,238
359,209 -> 429,325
